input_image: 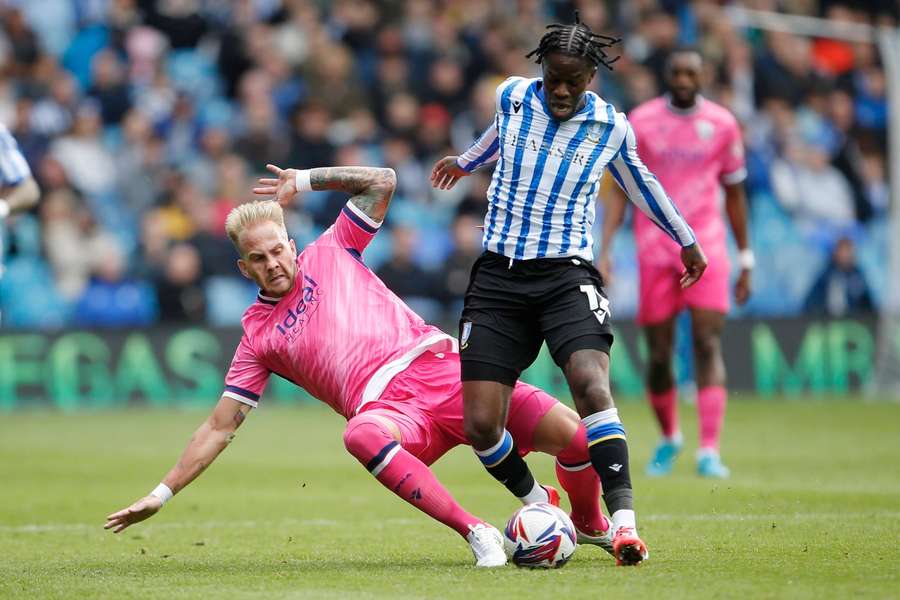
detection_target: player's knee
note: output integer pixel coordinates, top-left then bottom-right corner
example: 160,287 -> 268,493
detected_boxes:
570,374 -> 613,412
463,416 -> 504,450
343,415 -> 395,462
692,334 -> 720,368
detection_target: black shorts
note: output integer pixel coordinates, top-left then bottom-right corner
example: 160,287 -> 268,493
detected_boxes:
459,251 -> 614,386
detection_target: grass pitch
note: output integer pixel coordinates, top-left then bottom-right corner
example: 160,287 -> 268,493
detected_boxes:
1,398 -> 898,599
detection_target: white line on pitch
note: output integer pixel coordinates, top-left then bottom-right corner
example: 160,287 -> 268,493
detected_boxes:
3,511 -> 898,535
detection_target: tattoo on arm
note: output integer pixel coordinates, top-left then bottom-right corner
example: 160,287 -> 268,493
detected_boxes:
309,167 -> 396,222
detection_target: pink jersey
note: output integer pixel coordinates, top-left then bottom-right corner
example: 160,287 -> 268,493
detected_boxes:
222,202 -> 455,419
628,96 -> 746,265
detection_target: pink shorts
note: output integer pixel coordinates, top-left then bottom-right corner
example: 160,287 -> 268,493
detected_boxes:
637,254 -> 730,325
359,350 -> 558,466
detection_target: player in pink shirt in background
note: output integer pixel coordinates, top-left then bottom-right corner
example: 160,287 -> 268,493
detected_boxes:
600,48 -> 753,478
105,164 -> 616,568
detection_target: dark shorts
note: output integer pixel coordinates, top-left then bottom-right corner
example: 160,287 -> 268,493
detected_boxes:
459,251 -> 614,386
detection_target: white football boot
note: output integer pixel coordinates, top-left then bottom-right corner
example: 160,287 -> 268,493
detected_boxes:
573,512 -> 615,557
466,523 -> 507,567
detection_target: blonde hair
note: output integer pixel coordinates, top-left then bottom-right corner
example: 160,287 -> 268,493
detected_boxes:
224,200 -> 287,254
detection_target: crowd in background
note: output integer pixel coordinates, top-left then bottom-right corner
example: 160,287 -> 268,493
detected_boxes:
0,0 -> 893,329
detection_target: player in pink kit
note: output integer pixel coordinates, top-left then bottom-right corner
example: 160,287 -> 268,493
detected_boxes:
600,48 -> 753,478
105,164 -> 615,568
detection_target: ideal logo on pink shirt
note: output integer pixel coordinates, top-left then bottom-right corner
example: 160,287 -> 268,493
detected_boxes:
275,273 -> 323,341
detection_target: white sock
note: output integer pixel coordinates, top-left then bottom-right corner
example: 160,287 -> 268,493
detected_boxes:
611,509 -> 636,532
667,431 -> 684,444
518,480 -> 549,505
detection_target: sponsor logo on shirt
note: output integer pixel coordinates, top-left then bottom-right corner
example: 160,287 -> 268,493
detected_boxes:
275,273 -> 322,341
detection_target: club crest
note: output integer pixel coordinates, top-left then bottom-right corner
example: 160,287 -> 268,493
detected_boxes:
459,321 -> 472,350
586,122 -> 605,143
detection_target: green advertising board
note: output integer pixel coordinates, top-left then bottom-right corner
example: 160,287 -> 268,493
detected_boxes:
0,317 -> 883,411
0,319 -> 884,412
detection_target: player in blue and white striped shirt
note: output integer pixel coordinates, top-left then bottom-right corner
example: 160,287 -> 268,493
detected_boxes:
430,13 -> 708,567
0,122 -> 40,319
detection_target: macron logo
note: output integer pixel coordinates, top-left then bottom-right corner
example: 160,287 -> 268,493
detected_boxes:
512,101 -> 522,113
609,464 -> 622,472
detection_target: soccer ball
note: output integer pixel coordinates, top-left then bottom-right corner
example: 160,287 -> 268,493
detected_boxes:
503,502 -> 577,568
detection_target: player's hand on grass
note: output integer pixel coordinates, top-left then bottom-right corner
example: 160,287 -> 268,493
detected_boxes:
679,243 -> 707,289
104,495 -> 163,533
254,163 -> 300,207
430,156 -> 469,190
734,268 -> 752,305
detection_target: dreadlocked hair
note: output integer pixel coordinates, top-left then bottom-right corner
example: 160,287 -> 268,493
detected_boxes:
525,10 -> 621,71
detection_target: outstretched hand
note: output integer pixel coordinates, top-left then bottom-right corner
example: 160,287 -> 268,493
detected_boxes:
253,163 -> 300,207
104,495 -> 163,534
679,243 -> 708,289
430,156 -> 469,190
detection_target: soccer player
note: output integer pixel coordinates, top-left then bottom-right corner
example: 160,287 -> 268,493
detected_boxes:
599,48 -> 752,478
429,14 -> 707,566
0,122 -> 41,322
105,164 -> 615,568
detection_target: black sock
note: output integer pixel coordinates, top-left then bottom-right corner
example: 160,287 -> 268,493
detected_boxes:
475,430 -> 537,498
583,412 -> 634,515
588,437 -> 634,515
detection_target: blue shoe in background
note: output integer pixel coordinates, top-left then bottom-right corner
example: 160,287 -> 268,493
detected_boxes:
646,437 -> 683,477
697,450 -> 731,479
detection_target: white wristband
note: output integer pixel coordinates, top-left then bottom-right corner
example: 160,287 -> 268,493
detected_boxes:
295,169 -> 312,192
738,248 -> 755,270
149,483 -> 174,506
0,199 -> 9,219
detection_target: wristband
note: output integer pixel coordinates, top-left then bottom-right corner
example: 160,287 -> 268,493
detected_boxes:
149,483 -> 174,506
294,169 -> 312,193
738,248 -> 755,270
0,199 -> 9,219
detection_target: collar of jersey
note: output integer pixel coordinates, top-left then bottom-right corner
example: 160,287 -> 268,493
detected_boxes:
257,291 -> 281,305
664,93 -> 705,116
535,80 -> 595,120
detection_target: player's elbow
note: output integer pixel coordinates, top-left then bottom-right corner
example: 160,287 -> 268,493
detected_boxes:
18,177 -> 40,209
377,168 -> 397,194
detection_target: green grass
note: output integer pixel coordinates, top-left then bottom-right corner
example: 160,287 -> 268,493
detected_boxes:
2,399 -> 899,599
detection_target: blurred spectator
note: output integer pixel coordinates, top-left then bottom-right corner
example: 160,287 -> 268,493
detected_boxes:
804,238 -> 874,316
375,225 -> 440,320
436,210 -> 484,322
49,101 -> 116,196
72,236 -> 157,327
155,242 -> 206,322
87,49 -> 132,125
770,136 -> 855,228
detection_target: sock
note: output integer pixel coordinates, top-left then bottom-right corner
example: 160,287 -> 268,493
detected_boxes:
583,409 -> 634,516
555,423 -> 606,533
344,415 -> 480,538
649,387 -> 679,439
611,508 -> 637,533
697,385 -> 727,451
474,429 -> 546,502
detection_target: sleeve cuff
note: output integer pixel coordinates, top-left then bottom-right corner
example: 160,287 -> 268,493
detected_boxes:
721,167 -> 747,185
342,201 -> 382,233
223,385 -> 260,408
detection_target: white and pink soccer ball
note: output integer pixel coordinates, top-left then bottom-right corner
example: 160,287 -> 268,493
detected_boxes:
503,502 -> 577,568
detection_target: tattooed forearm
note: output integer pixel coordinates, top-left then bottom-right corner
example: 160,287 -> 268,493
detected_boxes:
309,166 -> 396,222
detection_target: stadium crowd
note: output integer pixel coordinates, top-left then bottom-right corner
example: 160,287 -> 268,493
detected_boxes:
0,0 -> 892,329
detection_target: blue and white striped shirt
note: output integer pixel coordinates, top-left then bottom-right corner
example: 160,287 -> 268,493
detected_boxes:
457,76 -> 695,261
0,124 -> 31,187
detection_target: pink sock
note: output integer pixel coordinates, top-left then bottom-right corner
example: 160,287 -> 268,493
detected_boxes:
697,385 -> 727,451
555,424 -> 608,534
649,388 -> 679,438
344,415 -> 481,538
